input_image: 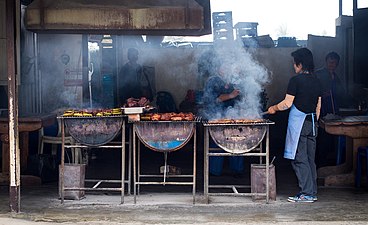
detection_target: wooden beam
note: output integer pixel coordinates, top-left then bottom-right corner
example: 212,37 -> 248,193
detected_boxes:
24,0 -> 210,36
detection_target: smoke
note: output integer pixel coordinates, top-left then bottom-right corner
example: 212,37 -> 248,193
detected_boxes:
37,34 -> 269,115
206,40 -> 269,119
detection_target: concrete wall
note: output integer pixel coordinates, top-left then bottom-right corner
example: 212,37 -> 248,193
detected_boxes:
121,47 -> 207,107
34,34 -> 347,112
252,47 -> 298,106
38,34 -> 83,112
120,46 -> 298,109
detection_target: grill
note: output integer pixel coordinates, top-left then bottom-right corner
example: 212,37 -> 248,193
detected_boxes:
202,118 -> 274,203
131,117 -> 200,204
203,119 -> 274,154
59,115 -> 129,204
134,118 -> 200,152
61,115 -> 124,147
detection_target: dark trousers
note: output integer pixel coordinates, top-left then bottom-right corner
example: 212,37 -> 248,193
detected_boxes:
209,138 -> 244,176
291,120 -> 318,196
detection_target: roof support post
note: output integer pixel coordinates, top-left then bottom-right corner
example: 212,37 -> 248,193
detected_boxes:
6,0 -> 20,213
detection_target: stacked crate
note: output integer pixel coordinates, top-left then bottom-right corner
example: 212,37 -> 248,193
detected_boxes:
212,11 -> 234,42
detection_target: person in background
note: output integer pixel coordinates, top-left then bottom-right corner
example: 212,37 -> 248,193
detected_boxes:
315,52 -> 350,167
118,48 -> 150,106
202,61 -> 244,177
268,48 -> 321,203
315,51 -> 349,116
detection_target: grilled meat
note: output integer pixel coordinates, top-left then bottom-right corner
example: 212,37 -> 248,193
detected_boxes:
140,112 -> 195,121
125,97 -> 150,107
208,118 -> 265,124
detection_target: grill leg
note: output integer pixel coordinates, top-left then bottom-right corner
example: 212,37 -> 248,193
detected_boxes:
121,122 -> 125,204
193,129 -> 197,204
266,125 -> 270,203
138,137 -> 141,195
60,118 -> 65,204
133,125 -> 137,204
259,142 -> 263,164
204,127 -> 209,204
127,126 -> 132,196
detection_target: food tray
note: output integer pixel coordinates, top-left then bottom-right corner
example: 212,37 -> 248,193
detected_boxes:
122,107 -> 144,114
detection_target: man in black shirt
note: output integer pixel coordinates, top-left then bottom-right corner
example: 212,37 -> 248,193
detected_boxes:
315,52 -> 350,167
268,48 -> 322,203
315,52 -> 349,116
118,48 -> 150,106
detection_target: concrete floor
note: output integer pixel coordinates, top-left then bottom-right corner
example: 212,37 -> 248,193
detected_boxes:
1,156 -> 368,225
0,185 -> 368,224
1,115 -> 368,224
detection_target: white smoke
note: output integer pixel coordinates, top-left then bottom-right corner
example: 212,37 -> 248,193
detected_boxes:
212,40 -> 269,119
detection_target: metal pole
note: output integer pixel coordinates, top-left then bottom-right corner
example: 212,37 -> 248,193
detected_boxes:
127,124 -> 132,195
353,0 -> 357,15
137,129 -> 141,195
33,33 -> 42,113
6,0 -> 20,213
266,125 -> 270,203
88,63 -> 93,108
259,141 -> 263,164
133,124 -> 137,204
60,118 -> 65,203
192,127 -> 196,204
121,121 -> 125,204
203,127 -> 209,204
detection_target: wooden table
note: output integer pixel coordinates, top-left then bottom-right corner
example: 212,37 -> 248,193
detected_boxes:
318,116 -> 368,186
0,113 -> 56,174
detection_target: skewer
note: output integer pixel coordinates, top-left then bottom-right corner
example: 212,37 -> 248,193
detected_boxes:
260,111 -> 269,116
270,156 -> 276,165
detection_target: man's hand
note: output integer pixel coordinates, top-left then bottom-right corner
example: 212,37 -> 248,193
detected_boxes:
218,89 -> 241,102
229,89 -> 240,99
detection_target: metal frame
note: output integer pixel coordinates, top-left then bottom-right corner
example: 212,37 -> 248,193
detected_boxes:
60,117 -> 132,204
203,124 -> 271,204
132,122 -> 197,204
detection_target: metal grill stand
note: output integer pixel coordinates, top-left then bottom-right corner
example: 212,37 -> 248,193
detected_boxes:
203,122 -> 273,203
59,116 -> 132,204
132,121 -> 197,204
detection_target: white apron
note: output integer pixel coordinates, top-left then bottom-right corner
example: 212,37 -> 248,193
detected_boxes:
284,105 -> 316,160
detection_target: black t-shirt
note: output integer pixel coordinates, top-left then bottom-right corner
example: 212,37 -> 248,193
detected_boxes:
286,73 -> 322,113
118,62 -> 143,103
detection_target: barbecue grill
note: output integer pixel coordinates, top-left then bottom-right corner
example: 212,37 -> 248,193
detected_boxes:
203,119 -> 274,203
132,118 -> 199,204
63,115 -> 124,147
134,119 -> 199,152
204,120 -> 273,154
59,115 -> 131,204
